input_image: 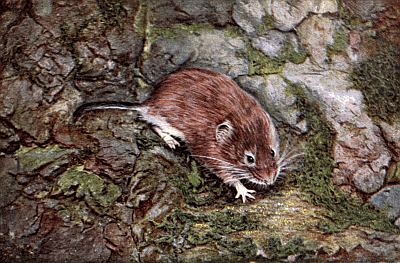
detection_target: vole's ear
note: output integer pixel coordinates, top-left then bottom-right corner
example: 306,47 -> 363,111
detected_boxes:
216,120 -> 233,143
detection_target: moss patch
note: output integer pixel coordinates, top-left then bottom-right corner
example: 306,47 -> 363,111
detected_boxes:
257,13 -> 276,34
351,43 -> 400,124
287,82 -> 397,233
172,161 -> 235,206
53,165 -> 121,208
248,42 -> 307,76
154,208 -> 259,256
97,0 -> 127,27
16,145 -> 70,173
261,236 -> 313,260
327,27 -> 349,60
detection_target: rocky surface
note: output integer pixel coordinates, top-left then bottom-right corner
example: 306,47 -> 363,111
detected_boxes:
1,0 -> 400,262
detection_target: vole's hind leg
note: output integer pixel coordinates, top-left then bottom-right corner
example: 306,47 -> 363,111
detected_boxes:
153,126 -> 180,149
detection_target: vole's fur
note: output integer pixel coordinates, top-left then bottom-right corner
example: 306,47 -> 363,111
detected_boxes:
74,68 -> 282,202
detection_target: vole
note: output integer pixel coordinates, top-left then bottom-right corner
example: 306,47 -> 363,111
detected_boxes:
74,68 -> 286,202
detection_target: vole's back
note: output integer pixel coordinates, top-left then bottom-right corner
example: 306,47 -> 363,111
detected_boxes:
141,68 -> 262,147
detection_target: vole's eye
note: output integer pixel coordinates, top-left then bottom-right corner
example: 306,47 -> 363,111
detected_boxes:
270,149 -> 275,158
244,152 -> 256,166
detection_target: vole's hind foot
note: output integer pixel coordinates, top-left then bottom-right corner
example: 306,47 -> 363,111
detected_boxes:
153,127 -> 180,149
233,181 -> 256,203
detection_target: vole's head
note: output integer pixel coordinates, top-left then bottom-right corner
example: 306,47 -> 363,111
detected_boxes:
214,111 -> 281,187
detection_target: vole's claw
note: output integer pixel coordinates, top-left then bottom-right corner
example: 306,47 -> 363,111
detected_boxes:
234,181 -> 256,203
153,126 -> 180,149
165,136 -> 180,149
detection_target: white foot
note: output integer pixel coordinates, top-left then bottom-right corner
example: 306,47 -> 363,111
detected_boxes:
153,127 -> 180,149
233,181 -> 256,203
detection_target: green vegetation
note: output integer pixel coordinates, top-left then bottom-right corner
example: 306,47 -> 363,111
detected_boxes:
287,82 -> 397,233
97,0 -> 126,27
172,161 -> 233,206
53,166 -> 121,208
248,42 -> 307,76
327,27 -> 349,60
262,236 -> 313,260
16,145 -> 69,172
351,43 -> 400,124
154,208 -> 258,254
257,13 -> 276,34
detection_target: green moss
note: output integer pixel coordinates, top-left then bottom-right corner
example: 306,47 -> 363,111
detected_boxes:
218,238 -> 257,258
257,13 -> 276,34
149,23 -> 216,43
57,201 -> 95,226
97,0 -> 126,27
16,145 -> 69,172
247,42 -> 307,76
337,0 -> 364,29
248,47 -> 284,75
287,82 -> 397,233
154,208 -> 259,251
327,27 -> 349,60
223,25 -> 245,39
187,161 -> 203,188
281,42 -> 308,64
262,236 -> 311,260
53,166 -> 121,208
351,43 -> 400,124
133,2 -> 148,36
172,161 -> 233,206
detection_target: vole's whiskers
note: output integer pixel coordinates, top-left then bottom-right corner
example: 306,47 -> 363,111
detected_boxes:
276,141 -> 304,179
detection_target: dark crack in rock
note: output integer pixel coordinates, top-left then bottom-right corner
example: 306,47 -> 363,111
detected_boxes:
0,121 -> 20,153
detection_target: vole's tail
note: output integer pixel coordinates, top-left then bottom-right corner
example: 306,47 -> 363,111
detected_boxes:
73,101 -> 141,122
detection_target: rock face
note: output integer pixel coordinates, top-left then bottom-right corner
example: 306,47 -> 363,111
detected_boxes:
370,185 -> 400,221
1,0 -> 400,262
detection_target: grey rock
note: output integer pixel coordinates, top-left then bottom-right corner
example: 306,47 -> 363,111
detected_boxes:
141,36 -> 194,83
0,157 -> 19,208
232,0 -> 266,34
395,218 -> 400,228
343,0 -> 386,20
187,30 -> 248,78
107,25 -> 144,62
29,0 -> 99,38
0,11 -> 18,42
32,0 -> 53,17
252,30 -> 288,57
265,0 -> 338,31
379,121 -> 400,158
297,15 -> 335,67
370,185 -> 400,221
142,29 -> 248,83
93,136 -> 140,175
148,0 -> 234,27
237,74 -> 306,133
283,59 -> 391,193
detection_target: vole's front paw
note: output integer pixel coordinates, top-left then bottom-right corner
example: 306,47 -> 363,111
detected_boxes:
233,181 -> 256,203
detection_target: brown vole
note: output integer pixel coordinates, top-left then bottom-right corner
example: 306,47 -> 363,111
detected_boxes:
74,68 -> 286,202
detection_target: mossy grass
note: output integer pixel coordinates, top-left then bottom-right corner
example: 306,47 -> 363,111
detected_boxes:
248,42 -> 308,76
351,43 -> 400,124
327,27 -> 349,61
287,82 -> 397,233
153,208 -> 259,253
